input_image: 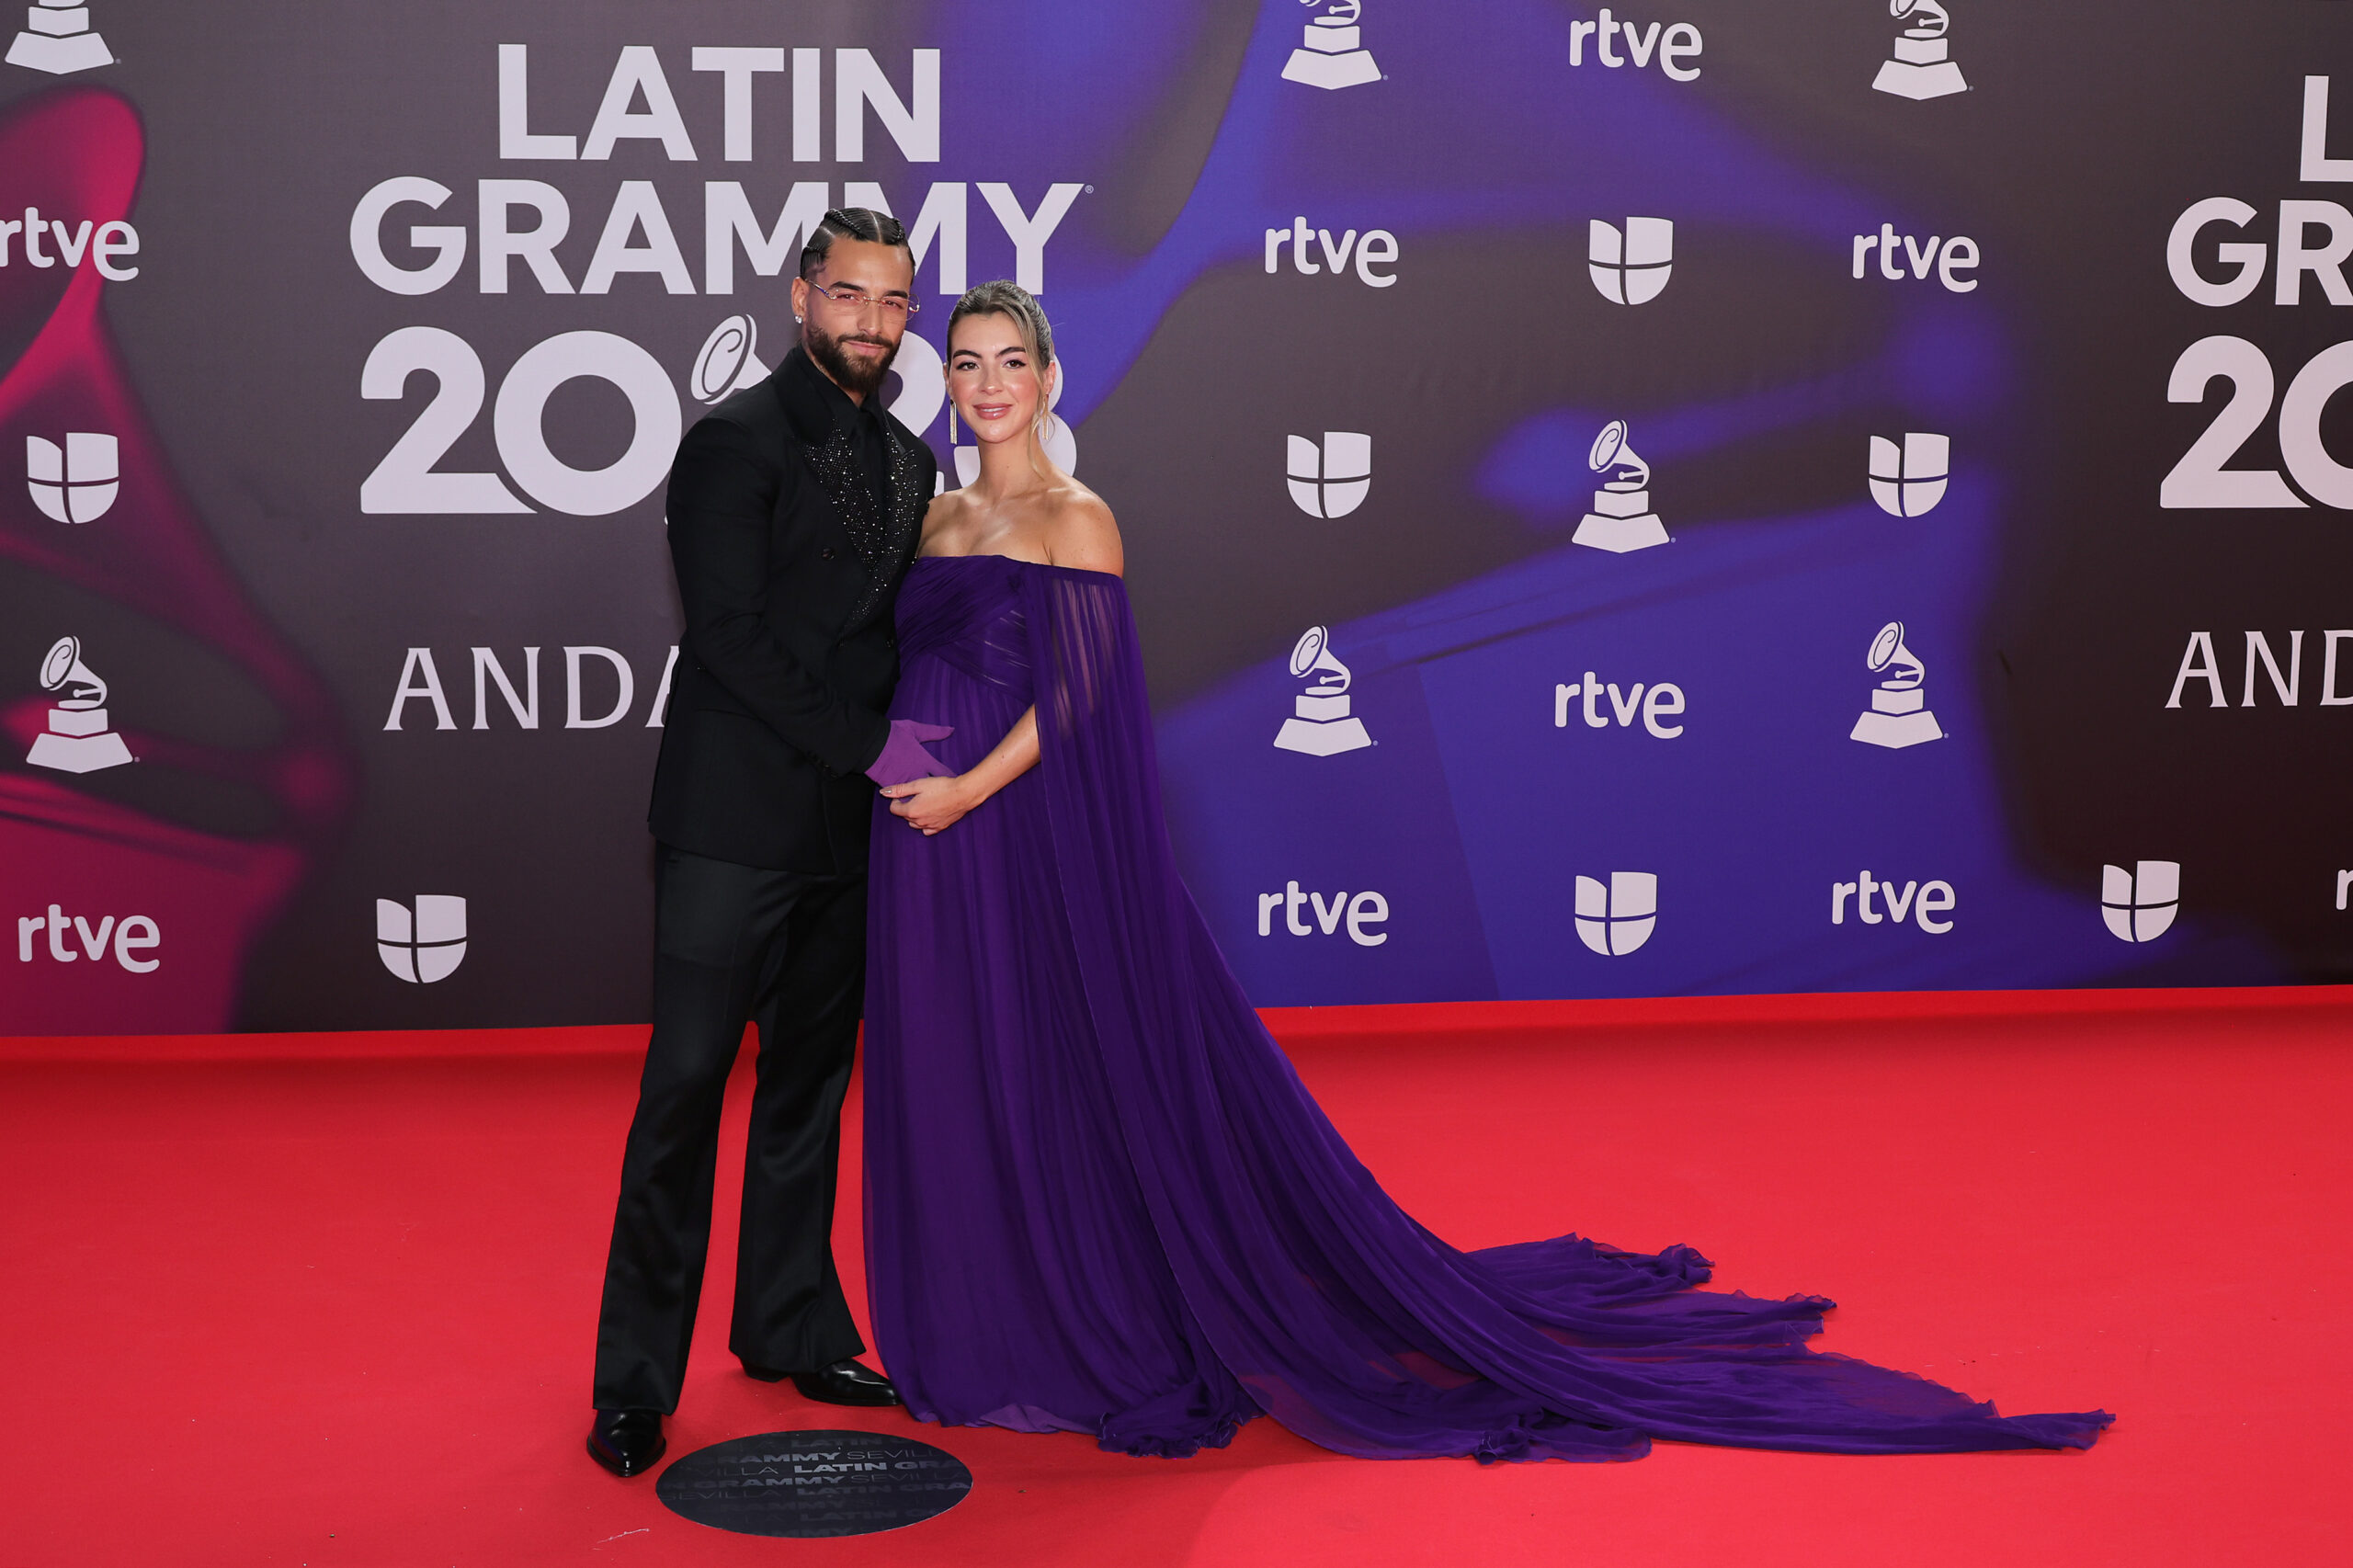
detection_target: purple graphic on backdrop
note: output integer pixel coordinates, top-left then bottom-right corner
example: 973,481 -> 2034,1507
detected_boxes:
1,4 -> 2333,1033
1147,3 -> 2280,1003
0,87 -> 352,1033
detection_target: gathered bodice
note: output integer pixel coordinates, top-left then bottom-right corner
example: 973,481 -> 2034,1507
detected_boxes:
895,553 -> 1036,699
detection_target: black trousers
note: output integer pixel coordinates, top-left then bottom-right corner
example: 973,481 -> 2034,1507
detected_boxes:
593,846 -> 869,1413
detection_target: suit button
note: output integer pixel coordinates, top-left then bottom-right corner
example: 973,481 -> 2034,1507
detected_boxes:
821,547 -> 836,560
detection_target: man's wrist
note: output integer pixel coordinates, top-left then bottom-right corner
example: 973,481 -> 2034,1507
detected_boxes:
856,720 -> 891,777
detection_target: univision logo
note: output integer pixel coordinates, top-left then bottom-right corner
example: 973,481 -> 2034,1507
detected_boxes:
1588,217 -> 1673,305
2100,861 -> 2178,944
27,433 -> 118,524
378,894 -> 467,983
1574,872 -> 1656,957
1287,432 -> 1371,518
1868,432 -> 1949,517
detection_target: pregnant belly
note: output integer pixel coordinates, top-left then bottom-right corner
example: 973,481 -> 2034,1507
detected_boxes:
888,654 -> 1031,776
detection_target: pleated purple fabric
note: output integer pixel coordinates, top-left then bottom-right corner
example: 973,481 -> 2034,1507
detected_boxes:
863,553 -> 2111,1462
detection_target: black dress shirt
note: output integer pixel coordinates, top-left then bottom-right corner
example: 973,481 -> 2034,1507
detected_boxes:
794,347 -> 894,515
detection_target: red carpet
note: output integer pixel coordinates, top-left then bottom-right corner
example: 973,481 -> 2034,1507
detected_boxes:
4,988 -> 2345,1566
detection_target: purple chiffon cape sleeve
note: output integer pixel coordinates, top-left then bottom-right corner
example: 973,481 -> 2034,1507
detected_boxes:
1015,563 -> 2112,1462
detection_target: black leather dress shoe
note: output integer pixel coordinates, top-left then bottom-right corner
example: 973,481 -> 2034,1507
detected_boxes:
788,1358 -> 903,1407
587,1409 -> 666,1477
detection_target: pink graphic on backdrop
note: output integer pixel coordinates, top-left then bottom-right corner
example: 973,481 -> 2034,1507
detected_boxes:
0,87 -> 351,1035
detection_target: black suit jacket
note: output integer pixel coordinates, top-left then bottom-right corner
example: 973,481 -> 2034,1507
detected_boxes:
649,347 -> 937,873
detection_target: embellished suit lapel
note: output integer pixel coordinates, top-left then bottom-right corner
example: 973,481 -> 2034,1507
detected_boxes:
881,420 -> 929,566
803,424 -> 888,577
766,349 -> 927,631
804,418 -> 927,631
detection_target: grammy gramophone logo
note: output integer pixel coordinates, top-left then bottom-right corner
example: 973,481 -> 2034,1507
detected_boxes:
25,636 -> 133,773
1574,420 -> 1669,553
1848,621 -> 1945,749
1872,0 -> 1967,101
1273,626 -> 1372,756
6,1 -> 112,74
688,314 -> 767,406
1282,0 -> 1380,91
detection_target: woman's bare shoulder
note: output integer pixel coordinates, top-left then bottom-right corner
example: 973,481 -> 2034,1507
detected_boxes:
919,486 -> 971,540
1043,479 -> 1122,575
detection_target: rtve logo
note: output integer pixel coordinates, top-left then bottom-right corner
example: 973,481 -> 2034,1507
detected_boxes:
26,433 -> 118,523
1255,882 -> 1391,947
378,895 -> 467,983
1281,1 -> 1379,92
2101,861 -> 2179,944
6,2 -> 112,74
1568,10 -> 1703,81
1871,0 -> 1967,101
0,207 -> 140,279
385,645 -> 677,730
1263,217 -> 1399,287
1830,871 -> 1956,933
16,904 -> 159,971
1588,218 -> 1672,305
1287,433 -> 1371,518
1553,671 -> 1686,738
1869,433 -> 1949,517
1574,872 -> 1655,957
1851,224 -> 1979,292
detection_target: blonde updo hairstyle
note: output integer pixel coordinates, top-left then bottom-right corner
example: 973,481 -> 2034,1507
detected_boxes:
946,279 -> 1062,478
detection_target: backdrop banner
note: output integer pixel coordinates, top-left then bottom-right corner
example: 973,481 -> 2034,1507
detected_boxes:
4,2 -> 2348,1034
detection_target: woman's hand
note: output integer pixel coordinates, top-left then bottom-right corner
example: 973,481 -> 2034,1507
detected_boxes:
884,706 -> 1037,835
883,773 -> 983,835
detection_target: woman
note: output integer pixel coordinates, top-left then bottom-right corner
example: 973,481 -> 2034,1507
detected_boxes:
860,281 -> 2109,1462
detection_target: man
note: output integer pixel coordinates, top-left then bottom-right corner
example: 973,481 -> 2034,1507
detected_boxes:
589,209 -> 950,1478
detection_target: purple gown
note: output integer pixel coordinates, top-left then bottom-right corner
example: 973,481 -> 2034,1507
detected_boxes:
862,553 -> 2110,1461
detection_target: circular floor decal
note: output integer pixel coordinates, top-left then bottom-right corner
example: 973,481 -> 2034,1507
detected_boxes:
655,1428 -> 972,1539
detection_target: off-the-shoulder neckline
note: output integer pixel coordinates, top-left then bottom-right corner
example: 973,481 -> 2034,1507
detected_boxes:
911,553 -> 1122,584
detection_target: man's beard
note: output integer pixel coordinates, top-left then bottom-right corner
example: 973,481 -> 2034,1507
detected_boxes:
805,321 -> 899,399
